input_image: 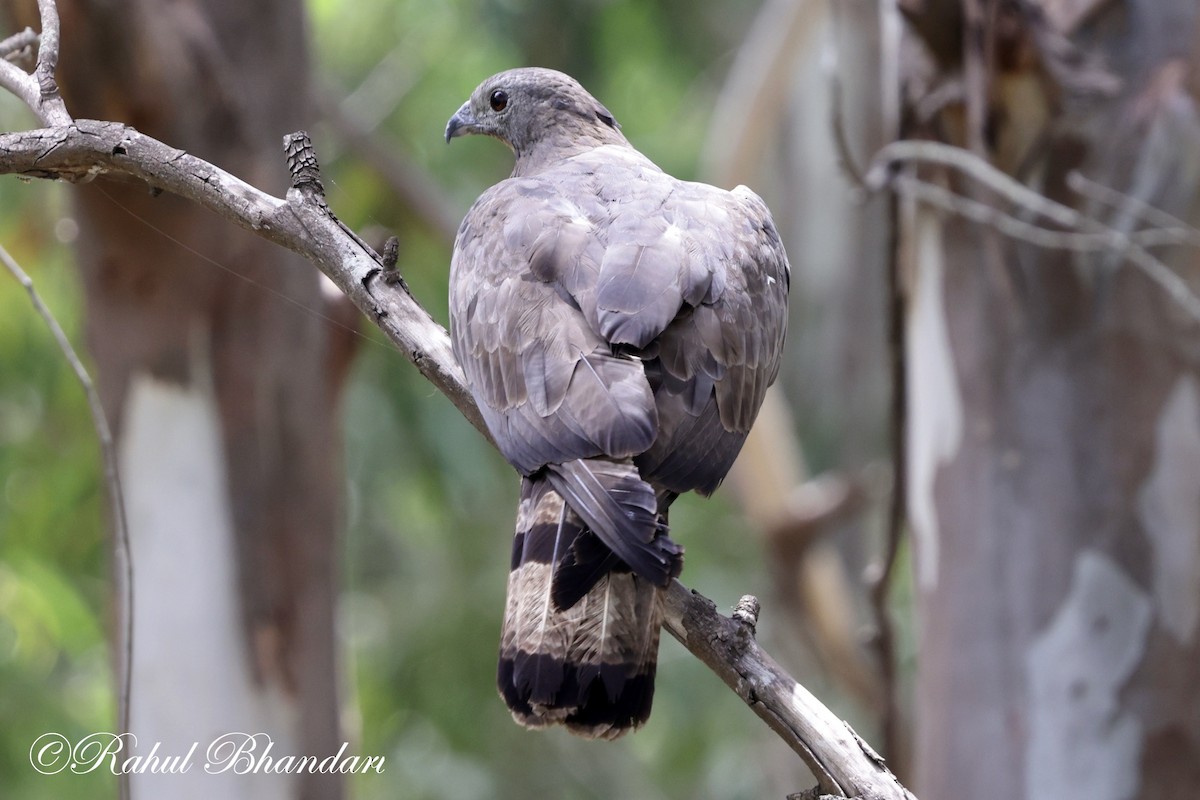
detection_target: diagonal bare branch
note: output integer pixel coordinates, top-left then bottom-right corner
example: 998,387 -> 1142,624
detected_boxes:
0,120 -> 489,439
0,115 -> 916,800
663,581 -> 913,800
2,2 -> 71,126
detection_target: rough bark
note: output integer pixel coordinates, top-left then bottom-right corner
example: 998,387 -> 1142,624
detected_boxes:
900,3 -> 1200,799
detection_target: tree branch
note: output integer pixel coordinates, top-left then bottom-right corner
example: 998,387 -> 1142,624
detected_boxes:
2,1 -> 71,125
0,120 -> 490,439
0,243 -> 133,800
871,187 -> 907,773
0,27 -> 38,63
664,582 -> 914,799
865,140 -> 1200,324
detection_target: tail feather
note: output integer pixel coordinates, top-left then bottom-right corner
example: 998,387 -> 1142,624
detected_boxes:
499,476 -> 665,739
552,530 -> 620,609
546,458 -> 683,586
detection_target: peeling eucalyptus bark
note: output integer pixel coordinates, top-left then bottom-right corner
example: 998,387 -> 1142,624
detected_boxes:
899,3 -> 1200,799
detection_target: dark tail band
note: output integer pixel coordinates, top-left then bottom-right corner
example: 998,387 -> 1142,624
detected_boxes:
498,476 -> 665,738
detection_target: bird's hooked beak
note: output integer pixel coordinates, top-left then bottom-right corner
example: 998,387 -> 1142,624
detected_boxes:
445,101 -> 479,142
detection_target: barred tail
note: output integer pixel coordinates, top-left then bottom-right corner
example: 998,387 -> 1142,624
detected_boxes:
498,476 -> 665,739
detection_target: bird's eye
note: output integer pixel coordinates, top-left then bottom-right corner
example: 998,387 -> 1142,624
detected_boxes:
489,89 -> 508,112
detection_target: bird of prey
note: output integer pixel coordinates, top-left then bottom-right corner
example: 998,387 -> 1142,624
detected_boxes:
445,67 -> 789,739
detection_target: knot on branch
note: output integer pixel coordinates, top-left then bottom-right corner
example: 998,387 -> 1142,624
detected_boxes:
382,235 -> 399,269
732,594 -> 761,635
36,61 -> 59,101
283,130 -> 325,198
380,235 -> 406,287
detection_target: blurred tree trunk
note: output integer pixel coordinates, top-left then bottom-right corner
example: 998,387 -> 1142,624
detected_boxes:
900,2 -> 1200,799
10,0 -> 353,797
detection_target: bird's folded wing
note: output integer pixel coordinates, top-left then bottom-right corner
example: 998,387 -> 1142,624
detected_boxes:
450,158 -> 789,499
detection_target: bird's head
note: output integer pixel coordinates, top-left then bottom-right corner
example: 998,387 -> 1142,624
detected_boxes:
445,68 -> 625,161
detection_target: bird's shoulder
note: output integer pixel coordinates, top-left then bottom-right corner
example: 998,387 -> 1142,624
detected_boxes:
452,143 -> 788,358
454,144 -> 783,265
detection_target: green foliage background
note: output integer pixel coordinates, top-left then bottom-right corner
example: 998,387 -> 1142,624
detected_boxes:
0,1 -> 870,797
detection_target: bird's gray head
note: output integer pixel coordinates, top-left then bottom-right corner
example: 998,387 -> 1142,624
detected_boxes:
445,68 -> 626,166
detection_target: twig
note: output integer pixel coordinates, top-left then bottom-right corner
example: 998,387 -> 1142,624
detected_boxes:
902,173 -> 1200,322
34,0 -> 71,126
865,140 -> 1200,324
0,244 -> 133,800
1013,0 -> 1122,97
869,188 -> 906,771
0,118 -> 919,800
0,27 -> 38,63
34,0 -> 62,101
865,140 -> 1078,225
0,8 -> 70,126
866,141 -> 1197,247
0,45 -> 43,115
662,582 -> 914,799
871,142 -> 1198,249
894,172 -> 1185,250
1067,170 -> 1200,246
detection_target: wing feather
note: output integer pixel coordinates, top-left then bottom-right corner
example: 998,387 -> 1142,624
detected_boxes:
451,145 -> 788,550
